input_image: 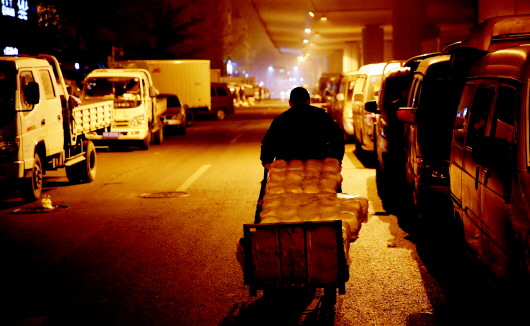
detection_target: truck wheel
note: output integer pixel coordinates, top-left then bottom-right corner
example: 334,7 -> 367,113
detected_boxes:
66,141 -> 97,183
23,152 -> 43,202
153,126 -> 163,144
140,133 -> 151,150
215,109 -> 226,120
80,140 -> 97,183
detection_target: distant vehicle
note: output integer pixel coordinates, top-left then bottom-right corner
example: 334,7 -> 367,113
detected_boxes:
0,55 -> 113,201
351,62 -> 400,154
110,60 -> 211,122
159,93 -> 186,134
329,71 -> 358,140
210,82 -> 234,120
82,68 -> 166,150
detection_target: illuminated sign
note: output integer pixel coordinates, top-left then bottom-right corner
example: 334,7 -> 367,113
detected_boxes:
3,46 -> 18,55
2,0 -> 28,20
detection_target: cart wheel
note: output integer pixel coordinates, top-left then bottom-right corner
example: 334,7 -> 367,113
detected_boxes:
249,286 -> 257,297
322,286 -> 337,306
338,283 -> 346,295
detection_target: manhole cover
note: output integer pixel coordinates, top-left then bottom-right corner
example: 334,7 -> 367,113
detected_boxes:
11,205 -> 69,214
140,191 -> 189,198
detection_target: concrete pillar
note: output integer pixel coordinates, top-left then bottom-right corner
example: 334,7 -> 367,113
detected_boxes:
327,50 -> 343,73
343,42 -> 360,72
478,0 -> 530,22
362,25 -> 384,64
392,0 -> 425,60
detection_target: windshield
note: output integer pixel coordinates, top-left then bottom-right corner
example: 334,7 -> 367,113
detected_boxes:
368,74 -> 382,102
83,77 -> 142,108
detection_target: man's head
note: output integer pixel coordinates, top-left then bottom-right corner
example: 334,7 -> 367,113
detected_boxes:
289,87 -> 310,106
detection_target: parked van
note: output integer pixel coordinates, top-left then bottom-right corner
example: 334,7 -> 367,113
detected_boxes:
448,15 -> 530,286
351,62 -> 400,153
396,54 -> 462,218
331,71 -> 360,140
210,82 -> 234,120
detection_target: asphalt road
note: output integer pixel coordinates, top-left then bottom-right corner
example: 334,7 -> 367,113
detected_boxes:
0,100 -> 521,326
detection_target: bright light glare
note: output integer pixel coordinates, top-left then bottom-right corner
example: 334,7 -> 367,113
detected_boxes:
303,39 -> 309,44
304,28 -> 311,33
227,60 -> 233,75
268,66 -> 274,71
309,11 -> 314,17
320,16 -> 327,21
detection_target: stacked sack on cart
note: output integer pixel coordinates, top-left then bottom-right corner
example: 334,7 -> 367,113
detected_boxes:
259,158 -> 369,244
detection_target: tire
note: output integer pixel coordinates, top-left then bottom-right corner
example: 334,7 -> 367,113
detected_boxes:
215,108 -> 226,120
80,140 -> 97,183
66,140 -> 97,183
140,132 -> 151,150
23,152 -> 43,202
153,126 -> 163,144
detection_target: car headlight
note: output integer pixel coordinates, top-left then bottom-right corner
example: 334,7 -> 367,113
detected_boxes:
129,114 -> 145,128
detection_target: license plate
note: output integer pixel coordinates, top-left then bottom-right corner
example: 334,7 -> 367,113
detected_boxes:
103,132 -> 121,138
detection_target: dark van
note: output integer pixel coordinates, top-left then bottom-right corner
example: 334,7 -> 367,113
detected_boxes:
211,82 -> 234,120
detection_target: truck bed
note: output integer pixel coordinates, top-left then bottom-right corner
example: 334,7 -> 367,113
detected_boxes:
242,220 -> 349,296
71,100 -> 114,135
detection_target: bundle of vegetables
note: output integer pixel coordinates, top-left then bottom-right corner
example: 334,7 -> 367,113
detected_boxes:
259,158 -> 369,242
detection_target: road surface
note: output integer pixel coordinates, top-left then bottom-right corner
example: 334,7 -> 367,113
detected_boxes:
0,100 -> 518,325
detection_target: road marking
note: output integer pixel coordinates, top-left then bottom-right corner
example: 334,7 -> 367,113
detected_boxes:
176,164 -> 211,192
230,133 -> 243,143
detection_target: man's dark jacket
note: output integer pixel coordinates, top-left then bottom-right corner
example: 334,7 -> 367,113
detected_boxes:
260,103 -> 345,164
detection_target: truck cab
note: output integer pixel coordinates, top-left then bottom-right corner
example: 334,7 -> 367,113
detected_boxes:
82,68 -> 166,150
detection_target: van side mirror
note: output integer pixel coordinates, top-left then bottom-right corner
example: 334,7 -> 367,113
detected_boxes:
396,107 -> 415,124
25,81 -> 40,105
472,136 -> 510,168
364,100 -> 378,113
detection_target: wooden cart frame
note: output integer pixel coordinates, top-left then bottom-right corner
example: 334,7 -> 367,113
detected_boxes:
242,220 -> 349,296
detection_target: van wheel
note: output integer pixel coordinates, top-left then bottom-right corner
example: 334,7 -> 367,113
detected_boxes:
23,152 -> 43,202
216,109 -> 226,120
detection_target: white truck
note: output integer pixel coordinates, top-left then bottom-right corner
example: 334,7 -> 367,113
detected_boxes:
109,60 -> 215,120
0,54 -> 113,201
81,68 -> 167,150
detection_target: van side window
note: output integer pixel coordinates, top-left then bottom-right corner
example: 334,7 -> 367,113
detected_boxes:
353,76 -> 366,95
466,85 -> 495,149
39,69 -> 56,100
19,70 -> 36,110
490,85 -> 516,141
347,80 -> 356,101
411,79 -> 422,109
454,84 -> 475,145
